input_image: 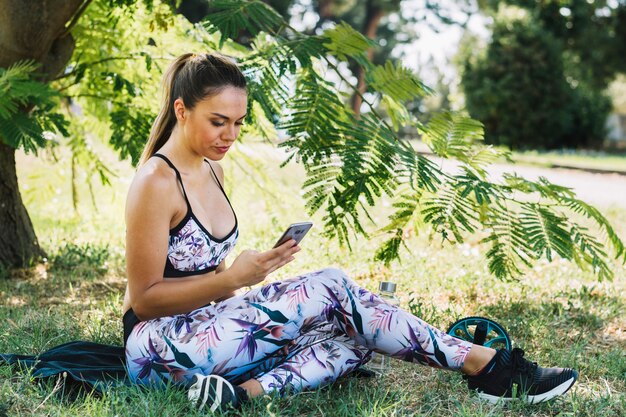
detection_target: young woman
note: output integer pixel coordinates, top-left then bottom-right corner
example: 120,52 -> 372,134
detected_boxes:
123,53 -> 578,412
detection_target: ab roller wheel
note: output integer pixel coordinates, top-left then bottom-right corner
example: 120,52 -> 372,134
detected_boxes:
447,316 -> 512,350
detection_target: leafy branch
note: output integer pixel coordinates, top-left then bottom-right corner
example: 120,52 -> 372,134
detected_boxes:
0,61 -> 69,153
199,0 -> 624,280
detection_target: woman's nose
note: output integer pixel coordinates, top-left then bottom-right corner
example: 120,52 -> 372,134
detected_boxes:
224,124 -> 237,141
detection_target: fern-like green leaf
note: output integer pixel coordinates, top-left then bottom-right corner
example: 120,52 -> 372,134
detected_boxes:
373,228 -> 405,266
568,222 -> 612,280
454,168 -> 505,205
0,112 -> 46,153
504,174 -> 625,268
420,111 -> 498,176
422,184 -> 479,243
0,60 -> 51,118
278,69 -> 351,166
301,161 -> 342,215
202,0 -> 285,47
504,174 -> 576,200
0,60 -> 67,153
372,186 -> 425,265
481,203 -> 536,279
380,95 -> 412,132
109,106 -> 154,166
561,196 -> 625,262
519,203 -> 573,262
367,60 -> 432,102
322,21 -> 374,60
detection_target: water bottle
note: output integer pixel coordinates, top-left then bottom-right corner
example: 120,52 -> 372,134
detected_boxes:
367,281 -> 400,376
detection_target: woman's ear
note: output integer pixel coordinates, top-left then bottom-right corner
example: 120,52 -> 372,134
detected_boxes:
173,98 -> 186,122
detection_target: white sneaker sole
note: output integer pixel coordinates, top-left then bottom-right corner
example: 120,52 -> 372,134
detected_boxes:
477,376 -> 577,404
188,374 -> 236,412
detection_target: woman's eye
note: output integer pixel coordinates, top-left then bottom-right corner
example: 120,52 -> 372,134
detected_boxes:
211,120 -> 244,127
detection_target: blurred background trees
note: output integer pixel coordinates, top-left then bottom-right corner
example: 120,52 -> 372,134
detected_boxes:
461,0 -> 625,149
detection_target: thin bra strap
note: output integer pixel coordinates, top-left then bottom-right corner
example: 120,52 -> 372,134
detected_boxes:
153,153 -> 192,209
204,159 -> 226,193
203,159 -> 238,225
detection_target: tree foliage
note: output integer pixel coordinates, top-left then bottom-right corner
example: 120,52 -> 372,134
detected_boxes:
483,0 -> 626,90
200,0 -> 625,279
0,61 -> 69,153
1,0 -> 624,280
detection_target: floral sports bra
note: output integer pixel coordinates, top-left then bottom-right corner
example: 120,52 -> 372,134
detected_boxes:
153,153 -> 239,278
123,153 -> 239,344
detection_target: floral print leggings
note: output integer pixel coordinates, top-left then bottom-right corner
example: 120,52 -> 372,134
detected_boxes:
125,267 -> 473,395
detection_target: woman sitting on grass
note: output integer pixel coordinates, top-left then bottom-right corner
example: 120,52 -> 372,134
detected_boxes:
123,52 -> 578,412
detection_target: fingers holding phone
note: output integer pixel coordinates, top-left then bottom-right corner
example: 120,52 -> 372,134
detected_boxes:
266,238 -> 301,271
267,221 -> 312,272
265,221 -> 312,273
228,239 -> 300,287
227,222 -> 311,288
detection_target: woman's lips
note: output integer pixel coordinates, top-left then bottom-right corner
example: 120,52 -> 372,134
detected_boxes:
216,146 -> 230,153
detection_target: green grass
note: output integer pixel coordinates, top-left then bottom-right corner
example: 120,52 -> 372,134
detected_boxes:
1,141 -> 625,416
412,139 -> 626,172
508,149 -> 626,173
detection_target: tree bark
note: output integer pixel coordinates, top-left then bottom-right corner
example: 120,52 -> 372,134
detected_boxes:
0,142 -> 46,267
350,1 -> 384,116
0,0 -> 85,269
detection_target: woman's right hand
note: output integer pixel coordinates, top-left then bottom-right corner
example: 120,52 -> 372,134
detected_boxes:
227,239 -> 301,287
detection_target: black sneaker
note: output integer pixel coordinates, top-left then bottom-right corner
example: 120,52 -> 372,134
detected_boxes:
465,348 -> 578,404
188,374 -> 245,412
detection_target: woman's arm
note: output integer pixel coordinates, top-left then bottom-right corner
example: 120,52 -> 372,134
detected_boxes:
126,161 -> 300,321
213,260 -> 238,302
125,163 -> 239,321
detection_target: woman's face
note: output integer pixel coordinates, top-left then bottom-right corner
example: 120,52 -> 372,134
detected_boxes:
177,86 -> 248,160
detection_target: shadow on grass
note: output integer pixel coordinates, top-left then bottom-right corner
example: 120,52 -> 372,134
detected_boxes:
477,286 -> 623,340
473,287 -> 625,381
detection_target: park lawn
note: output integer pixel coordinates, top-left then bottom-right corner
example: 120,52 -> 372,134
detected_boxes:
410,140 -> 626,173
1,141 -> 625,416
509,149 -> 626,173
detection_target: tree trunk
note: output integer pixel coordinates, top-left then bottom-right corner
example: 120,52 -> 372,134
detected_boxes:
0,0 -> 85,269
351,1 -> 384,116
0,142 -> 46,267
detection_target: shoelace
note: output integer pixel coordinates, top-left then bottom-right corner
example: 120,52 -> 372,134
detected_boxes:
510,348 -> 538,382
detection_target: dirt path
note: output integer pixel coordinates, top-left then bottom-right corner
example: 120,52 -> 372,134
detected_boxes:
436,159 -> 626,210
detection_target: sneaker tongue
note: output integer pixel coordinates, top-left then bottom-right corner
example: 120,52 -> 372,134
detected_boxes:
509,348 -> 537,378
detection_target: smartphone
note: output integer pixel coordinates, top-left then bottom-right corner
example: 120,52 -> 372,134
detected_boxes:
273,222 -> 313,248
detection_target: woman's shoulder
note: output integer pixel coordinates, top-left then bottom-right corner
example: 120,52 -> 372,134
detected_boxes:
128,157 -> 179,200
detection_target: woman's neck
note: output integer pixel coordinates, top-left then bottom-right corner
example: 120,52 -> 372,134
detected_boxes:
159,127 -> 205,172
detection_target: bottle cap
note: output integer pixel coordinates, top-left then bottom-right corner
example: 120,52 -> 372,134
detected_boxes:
378,281 -> 396,293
